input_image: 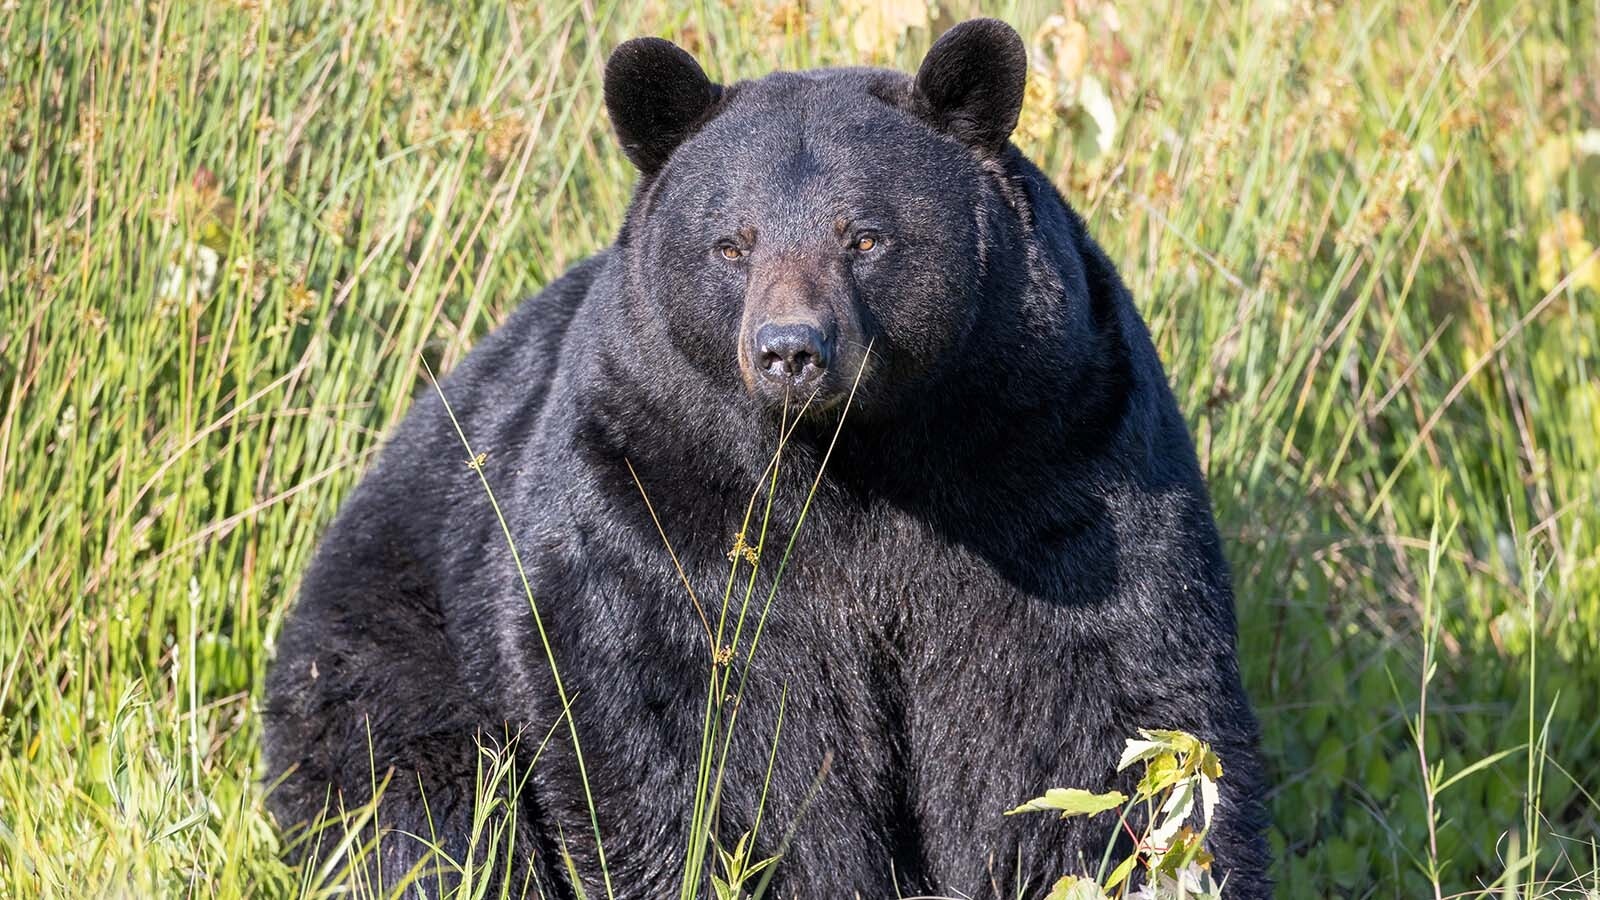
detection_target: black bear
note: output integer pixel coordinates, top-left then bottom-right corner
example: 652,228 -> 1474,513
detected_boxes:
264,18 -> 1269,899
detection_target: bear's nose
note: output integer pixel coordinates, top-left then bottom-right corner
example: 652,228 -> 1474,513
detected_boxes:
754,322 -> 831,385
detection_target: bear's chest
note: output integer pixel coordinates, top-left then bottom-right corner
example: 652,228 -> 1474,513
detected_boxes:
754,500 -> 1063,648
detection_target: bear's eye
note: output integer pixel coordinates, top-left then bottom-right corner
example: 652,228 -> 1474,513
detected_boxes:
853,234 -> 878,253
717,243 -> 744,261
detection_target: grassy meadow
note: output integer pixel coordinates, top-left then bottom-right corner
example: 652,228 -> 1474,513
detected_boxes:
3,0 -> 1599,896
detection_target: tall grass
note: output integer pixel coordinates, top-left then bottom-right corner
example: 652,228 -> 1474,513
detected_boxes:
1,0 -> 1597,897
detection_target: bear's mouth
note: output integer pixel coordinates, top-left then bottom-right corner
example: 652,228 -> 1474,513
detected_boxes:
747,375 -> 851,418
744,347 -> 877,422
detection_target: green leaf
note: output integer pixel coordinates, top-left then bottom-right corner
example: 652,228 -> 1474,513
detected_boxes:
1104,852 -> 1140,890
1199,771 -> 1220,828
1434,745 -> 1524,794
559,837 -> 590,900
1150,827 -> 1211,878
1046,875 -> 1113,900
1149,778 -> 1196,847
1119,729 -> 1206,771
1005,788 -> 1129,818
1118,737 -> 1169,772
1136,752 -> 1182,798
744,854 -> 780,877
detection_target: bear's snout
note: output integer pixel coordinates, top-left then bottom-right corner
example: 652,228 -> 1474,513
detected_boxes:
738,258 -> 860,408
753,320 -> 832,391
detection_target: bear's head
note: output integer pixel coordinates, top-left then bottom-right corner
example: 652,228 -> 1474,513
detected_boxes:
603,19 -> 1034,422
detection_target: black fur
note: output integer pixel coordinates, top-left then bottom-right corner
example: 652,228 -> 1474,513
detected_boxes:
264,18 -> 1270,899
911,19 -> 1029,156
604,37 -> 722,177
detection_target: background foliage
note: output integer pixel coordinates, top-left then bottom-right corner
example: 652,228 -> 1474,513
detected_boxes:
2,0 -> 1597,896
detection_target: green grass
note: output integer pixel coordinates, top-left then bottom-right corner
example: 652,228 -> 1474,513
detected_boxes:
2,0 -> 1599,896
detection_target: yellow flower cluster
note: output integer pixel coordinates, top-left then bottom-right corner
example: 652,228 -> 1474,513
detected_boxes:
1537,210 -> 1600,296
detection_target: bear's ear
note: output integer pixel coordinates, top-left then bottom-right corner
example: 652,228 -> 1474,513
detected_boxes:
912,19 -> 1028,156
604,37 -> 721,176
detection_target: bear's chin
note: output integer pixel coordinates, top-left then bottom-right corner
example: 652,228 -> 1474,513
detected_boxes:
749,384 -> 853,421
